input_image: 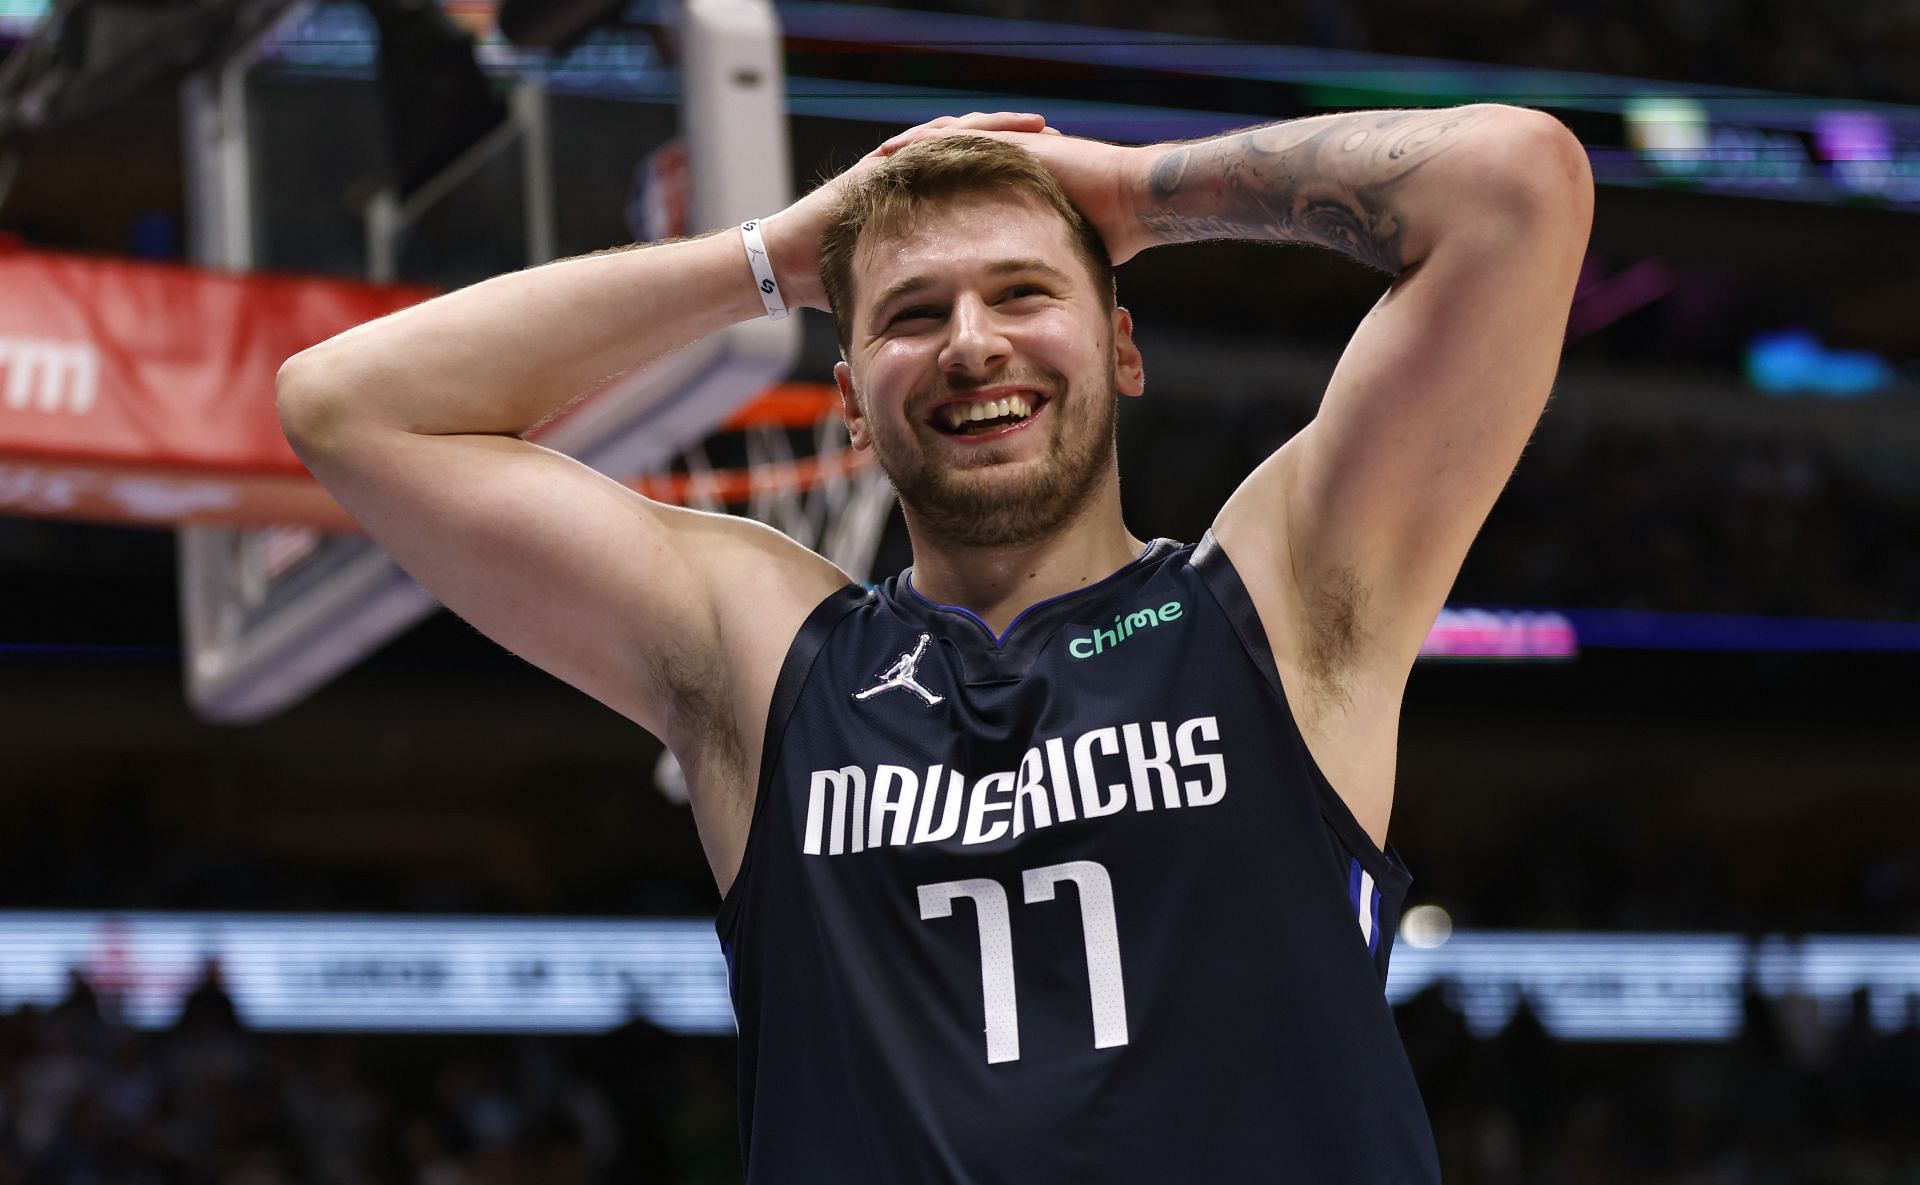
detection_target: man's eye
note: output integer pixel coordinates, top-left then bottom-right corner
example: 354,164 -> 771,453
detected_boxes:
889,306 -> 938,325
1002,285 -> 1048,301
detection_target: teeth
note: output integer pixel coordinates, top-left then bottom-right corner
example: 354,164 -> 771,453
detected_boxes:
939,393 -> 1037,431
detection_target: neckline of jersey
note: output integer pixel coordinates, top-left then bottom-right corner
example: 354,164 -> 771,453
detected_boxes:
901,538 -> 1175,649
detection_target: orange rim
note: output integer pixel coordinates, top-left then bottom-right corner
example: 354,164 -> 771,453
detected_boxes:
633,382 -> 872,506
718,382 -> 846,430
631,450 -> 874,506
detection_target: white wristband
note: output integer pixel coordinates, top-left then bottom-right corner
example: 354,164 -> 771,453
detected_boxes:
739,218 -> 789,321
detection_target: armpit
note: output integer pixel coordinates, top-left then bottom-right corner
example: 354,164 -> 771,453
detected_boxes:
649,642 -> 748,807
1290,557 -> 1373,719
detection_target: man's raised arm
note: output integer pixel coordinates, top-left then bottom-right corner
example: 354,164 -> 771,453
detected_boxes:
1126,104 -> 1560,274
272,227 -> 842,754
1119,105 -> 1592,653
279,231 -> 792,441
1131,105 -> 1593,844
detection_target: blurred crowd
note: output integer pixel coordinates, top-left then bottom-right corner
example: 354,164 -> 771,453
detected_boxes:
1403,980 -> 1920,1185
1460,420 -> 1920,622
6,964 -> 1920,1185
854,0 -> 1920,106
0,967 -> 738,1185
1122,395 -> 1920,626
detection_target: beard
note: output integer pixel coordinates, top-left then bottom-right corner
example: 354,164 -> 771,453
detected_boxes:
862,355 -> 1119,550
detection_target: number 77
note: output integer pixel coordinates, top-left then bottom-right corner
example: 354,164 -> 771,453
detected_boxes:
917,859 -> 1129,1065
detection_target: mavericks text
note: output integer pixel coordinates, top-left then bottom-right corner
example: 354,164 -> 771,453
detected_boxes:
802,717 -> 1226,856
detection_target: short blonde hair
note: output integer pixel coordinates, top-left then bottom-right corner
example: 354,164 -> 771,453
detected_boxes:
819,134 -> 1116,352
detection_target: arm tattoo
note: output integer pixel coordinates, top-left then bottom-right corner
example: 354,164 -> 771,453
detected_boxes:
1138,107 -> 1491,275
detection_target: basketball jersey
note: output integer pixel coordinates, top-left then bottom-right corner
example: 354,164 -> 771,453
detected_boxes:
714,532 -> 1441,1183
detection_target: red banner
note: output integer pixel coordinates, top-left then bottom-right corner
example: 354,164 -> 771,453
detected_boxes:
0,246 -> 435,472
0,246 -> 435,527
0,246 -> 844,531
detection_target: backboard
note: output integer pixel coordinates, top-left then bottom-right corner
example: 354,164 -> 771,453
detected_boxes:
178,0 -> 800,723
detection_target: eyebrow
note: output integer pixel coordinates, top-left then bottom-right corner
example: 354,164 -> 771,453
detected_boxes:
867,258 -> 1077,327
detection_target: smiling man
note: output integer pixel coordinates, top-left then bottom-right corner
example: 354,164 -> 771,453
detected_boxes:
277,105 -> 1592,1182
816,154 -> 1132,562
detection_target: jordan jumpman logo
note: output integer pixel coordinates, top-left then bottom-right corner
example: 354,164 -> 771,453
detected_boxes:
853,634 -> 944,706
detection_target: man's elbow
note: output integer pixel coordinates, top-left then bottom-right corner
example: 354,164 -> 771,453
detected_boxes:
275,354 -> 353,451
1487,108 -> 1595,234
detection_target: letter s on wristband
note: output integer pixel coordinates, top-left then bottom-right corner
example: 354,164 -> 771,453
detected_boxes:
739,219 -> 789,321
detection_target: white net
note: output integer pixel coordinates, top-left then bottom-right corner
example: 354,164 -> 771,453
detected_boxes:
673,409 -> 894,586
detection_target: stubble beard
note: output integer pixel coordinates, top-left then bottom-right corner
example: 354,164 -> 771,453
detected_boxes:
866,357 -> 1119,550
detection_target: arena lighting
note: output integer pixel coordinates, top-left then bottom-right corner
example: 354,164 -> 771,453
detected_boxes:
1399,905 -> 1453,950
1744,328 -> 1895,399
3,913 -> 1919,1041
0,2 -> 41,38
1623,95 -> 1710,176
1547,607 -> 1920,652
1419,608 -> 1576,661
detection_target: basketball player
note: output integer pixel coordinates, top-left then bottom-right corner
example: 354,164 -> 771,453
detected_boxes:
277,105 -> 1592,1181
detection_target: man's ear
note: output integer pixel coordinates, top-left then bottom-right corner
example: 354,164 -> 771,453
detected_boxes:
834,360 -> 870,450
1113,306 -> 1145,398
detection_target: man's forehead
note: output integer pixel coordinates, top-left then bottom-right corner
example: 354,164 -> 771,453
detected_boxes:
852,193 -> 1079,298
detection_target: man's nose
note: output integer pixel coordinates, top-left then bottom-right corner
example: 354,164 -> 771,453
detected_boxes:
938,294 -> 1010,377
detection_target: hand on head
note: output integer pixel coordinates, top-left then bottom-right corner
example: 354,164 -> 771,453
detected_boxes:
757,113 -> 1150,312
877,115 -> 1150,265
875,111 -> 1062,155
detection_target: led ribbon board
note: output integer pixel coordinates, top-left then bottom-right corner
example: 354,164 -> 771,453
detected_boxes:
3,913 -> 1917,1040
0,913 -> 734,1034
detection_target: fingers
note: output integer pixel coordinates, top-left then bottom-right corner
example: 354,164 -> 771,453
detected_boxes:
879,111 -> 1050,155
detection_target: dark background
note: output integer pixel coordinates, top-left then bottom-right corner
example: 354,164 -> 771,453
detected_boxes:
1,0 -> 1918,1181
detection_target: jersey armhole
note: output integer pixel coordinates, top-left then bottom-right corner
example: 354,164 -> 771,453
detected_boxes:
1190,529 -> 1413,905
714,583 -> 870,941
1327,823 -> 1416,977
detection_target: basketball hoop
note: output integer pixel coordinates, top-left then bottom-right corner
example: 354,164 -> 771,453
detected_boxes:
638,382 -> 894,588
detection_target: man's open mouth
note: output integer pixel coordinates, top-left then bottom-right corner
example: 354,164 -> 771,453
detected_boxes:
928,390 -> 1048,437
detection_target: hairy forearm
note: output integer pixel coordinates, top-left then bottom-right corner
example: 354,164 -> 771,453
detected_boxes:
1132,104 -> 1571,275
277,230 -> 770,440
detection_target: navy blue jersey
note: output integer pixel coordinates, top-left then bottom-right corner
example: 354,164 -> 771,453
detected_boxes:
714,533 -> 1440,1183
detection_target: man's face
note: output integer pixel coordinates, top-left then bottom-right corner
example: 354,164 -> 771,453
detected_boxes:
834,193 -> 1143,549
